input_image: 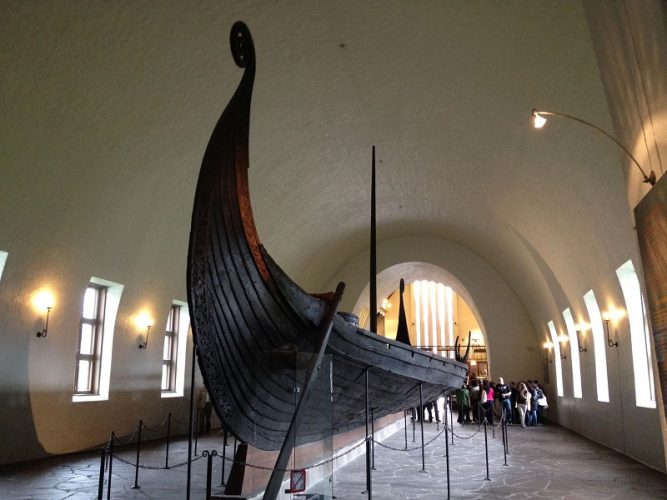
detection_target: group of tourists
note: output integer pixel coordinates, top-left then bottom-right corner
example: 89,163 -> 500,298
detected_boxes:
455,377 -> 548,428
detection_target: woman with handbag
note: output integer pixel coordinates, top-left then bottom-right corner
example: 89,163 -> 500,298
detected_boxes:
516,381 -> 530,428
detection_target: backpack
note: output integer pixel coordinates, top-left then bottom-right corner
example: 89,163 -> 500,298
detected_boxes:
481,389 -> 488,404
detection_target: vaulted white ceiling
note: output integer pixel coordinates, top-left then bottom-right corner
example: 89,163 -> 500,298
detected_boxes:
2,1 -> 665,345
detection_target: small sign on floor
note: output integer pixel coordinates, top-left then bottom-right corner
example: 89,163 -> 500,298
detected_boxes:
285,468 -> 306,493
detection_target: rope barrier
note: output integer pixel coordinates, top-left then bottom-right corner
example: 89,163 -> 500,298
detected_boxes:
100,410 -> 495,480
141,414 -> 170,432
111,453 -> 205,470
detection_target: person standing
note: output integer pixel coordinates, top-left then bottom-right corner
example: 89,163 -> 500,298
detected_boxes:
516,381 -> 530,428
527,381 -> 539,426
456,383 -> 471,423
470,378 -> 481,423
497,377 -> 512,424
482,380 -> 495,425
510,381 -> 518,423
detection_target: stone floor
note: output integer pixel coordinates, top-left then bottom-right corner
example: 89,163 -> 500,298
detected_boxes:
331,420 -> 667,499
0,421 -> 665,499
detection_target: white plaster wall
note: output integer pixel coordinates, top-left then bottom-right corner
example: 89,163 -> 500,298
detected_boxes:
0,0 -> 665,474
328,235 -> 540,385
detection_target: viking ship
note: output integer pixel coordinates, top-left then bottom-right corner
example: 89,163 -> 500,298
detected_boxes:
187,21 -> 468,461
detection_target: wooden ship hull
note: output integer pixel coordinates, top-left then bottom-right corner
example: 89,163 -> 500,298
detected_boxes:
187,22 -> 468,453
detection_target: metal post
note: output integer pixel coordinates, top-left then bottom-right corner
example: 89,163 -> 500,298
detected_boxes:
371,407 -> 376,470
132,420 -> 143,489
364,369 -> 372,498
204,450 -> 217,500
194,413 -> 199,456
107,433 -> 114,500
484,421 -> 491,481
449,394 -> 454,445
444,412 -> 450,499
502,420 -> 509,466
97,447 -> 106,500
220,427 -> 227,486
165,412 -> 172,469
403,410 -> 408,450
419,384 -> 426,472
412,409 -> 416,442
186,344 -> 197,500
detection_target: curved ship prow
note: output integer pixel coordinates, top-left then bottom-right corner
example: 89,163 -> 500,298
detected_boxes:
187,21 -> 468,454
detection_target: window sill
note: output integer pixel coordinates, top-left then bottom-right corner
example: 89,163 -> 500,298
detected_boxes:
72,393 -> 108,403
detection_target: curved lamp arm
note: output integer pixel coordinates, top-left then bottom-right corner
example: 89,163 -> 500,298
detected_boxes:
532,109 -> 656,186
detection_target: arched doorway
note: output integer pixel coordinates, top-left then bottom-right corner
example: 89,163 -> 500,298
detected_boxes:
351,262 -> 490,380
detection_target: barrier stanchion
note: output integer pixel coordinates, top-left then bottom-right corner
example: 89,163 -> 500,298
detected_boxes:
363,368 -> 372,499
194,412 -> 199,456
220,427 -> 227,486
403,410 -> 408,450
203,450 -> 218,500
502,420 -> 509,466
449,395 -> 454,445
371,408 -> 376,470
419,384 -> 426,473
97,446 -> 106,500
165,412 -> 172,469
484,420 -> 491,481
131,420 -> 143,489
107,432 -> 114,499
444,418 -> 450,499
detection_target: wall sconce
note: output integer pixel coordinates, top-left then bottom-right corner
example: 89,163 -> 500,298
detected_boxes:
557,334 -> 569,360
602,309 -> 625,348
543,341 -> 554,363
36,306 -> 52,338
136,312 -> 154,349
33,290 -> 55,338
378,298 -> 391,317
575,323 -> 589,353
531,109 -> 656,186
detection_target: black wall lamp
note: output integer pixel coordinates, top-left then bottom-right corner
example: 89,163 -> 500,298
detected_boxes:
531,109 -> 656,186
136,313 -> 154,349
575,323 -> 589,353
543,341 -> 554,364
33,290 -> 55,339
36,306 -> 52,338
602,309 -> 625,348
557,334 -> 569,360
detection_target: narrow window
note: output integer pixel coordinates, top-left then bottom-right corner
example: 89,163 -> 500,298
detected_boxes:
74,285 -> 106,394
547,321 -> 564,397
616,260 -> 656,408
0,250 -> 7,281
161,301 -> 190,398
562,308 -> 582,398
162,305 -> 180,392
583,290 -> 610,402
73,277 -> 123,402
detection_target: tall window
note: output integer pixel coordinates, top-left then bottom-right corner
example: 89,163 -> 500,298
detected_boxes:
547,321 -> 564,397
562,308 -> 582,399
161,301 -> 190,398
616,260 -> 656,408
73,277 -> 123,402
0,250 -> 7,281
162,305 -> 180,392
75,284 -> 106,394
583,290 -> 610,402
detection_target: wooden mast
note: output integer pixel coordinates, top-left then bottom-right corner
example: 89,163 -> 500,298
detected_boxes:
370,146 -> 377,334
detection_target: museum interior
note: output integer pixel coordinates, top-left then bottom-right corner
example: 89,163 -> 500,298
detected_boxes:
1,0 -> 666,498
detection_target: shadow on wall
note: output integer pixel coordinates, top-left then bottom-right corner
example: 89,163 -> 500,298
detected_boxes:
0,392 -> 47,466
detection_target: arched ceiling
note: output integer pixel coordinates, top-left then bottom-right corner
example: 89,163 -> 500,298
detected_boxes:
2,1 -> 665,342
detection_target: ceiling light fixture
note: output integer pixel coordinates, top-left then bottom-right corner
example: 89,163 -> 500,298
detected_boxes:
531,109 -> 656,186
